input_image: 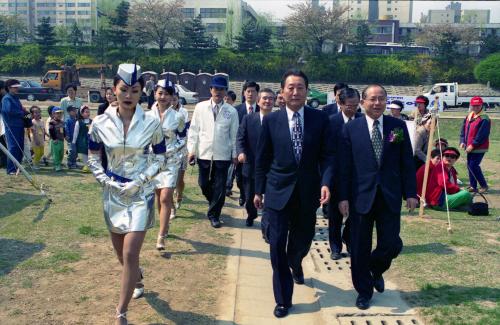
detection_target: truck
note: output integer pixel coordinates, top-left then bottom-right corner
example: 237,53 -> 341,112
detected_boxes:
40,64 -> 113,103
423,82 -> 500,109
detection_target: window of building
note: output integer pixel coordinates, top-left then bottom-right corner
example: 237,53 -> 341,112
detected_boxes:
181,8 -> 194,18
37,3 -> 56,7
200,8 -> 226,18
387,0 -> 391,3
205,23 -> 225,32
78,3 -> 90,7
357,0 -> 361,4
66,10 -> 75,15
387,7 -> 391,11
77,10 -> 90,15
67,3 -> 75,7
66,18 -> 76,23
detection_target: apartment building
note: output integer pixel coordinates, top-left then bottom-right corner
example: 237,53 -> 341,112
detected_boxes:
338,0 -> 412,23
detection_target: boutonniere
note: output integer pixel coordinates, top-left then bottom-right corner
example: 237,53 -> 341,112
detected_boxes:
389,127 -> 404,144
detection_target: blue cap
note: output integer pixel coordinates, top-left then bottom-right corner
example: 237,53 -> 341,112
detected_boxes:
117,63 -> 142,86
52,106 -> 63,113
210,76 -> 228,89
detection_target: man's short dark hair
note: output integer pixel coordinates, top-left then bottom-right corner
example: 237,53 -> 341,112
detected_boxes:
243,81 -> 260,93
65,83 -> 78,92
259,88 -> 275,96
226,90 -> 236,102
338,87 -> 360,105
67,105 -> 77,112
431,149 -> 441,159
361,84 -> 387,99
280,69 -> 309,89
334,82 -> 348,96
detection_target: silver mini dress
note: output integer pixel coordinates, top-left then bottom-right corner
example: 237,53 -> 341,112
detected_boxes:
88,104 -> 166,234
148,103 -> 186,189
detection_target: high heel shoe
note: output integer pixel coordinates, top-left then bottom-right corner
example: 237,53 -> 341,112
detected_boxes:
170,208 -> 176,220
132,267 -> 144,299
175,198 -> 182,210
115,308 -> 127,325
156,234 -> 167,251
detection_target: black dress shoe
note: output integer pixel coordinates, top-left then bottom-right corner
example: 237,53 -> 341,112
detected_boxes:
245,218 -> 254,227
238,197 -> 245,206
373,274 -> 385,293
209,218 -> 221,228
292,269 -> 304,285
330,252 -> 342,260
273,304 -> 290,318
355,295 -> 371,310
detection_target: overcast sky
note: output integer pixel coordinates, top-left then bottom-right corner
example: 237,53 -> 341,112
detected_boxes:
245,0 -> 500,23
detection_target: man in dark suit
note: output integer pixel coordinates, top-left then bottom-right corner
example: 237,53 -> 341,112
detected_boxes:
328,87 -> 363,261
237,88 -> 275,226
229,81 -> 261,206
254,70 -> 333,318
322,82 -> 348,117
338,84 -> 418,310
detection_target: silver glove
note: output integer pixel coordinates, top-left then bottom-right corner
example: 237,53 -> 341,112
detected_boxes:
119,180 -> 141,198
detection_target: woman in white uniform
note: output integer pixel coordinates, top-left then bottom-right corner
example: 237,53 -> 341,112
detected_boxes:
148,80 -> 186,250
87,64 -> 166,325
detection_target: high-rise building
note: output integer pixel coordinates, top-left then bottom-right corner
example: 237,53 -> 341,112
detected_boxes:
461,9 -> 490,24
338,0 -> 413,23
181,0 -> 258,46
0,0 -> 98,41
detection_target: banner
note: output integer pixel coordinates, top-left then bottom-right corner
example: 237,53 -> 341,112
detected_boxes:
326,93 -> 442,112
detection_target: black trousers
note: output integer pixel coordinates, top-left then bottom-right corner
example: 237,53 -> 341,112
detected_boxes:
350,189 -> 403,298
226,163 -> 245,201
0,135 -> 7,168
243,175 -> 257,220
328,198 -> 350,254
197,159 -> 231,219
264,186 -> 317,306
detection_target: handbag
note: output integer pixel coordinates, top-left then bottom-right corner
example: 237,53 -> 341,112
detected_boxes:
467,192 -> 489,216
23,114 -> 33,128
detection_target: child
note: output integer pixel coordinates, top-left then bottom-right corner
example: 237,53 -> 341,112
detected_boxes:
30,106 -> 45,169
72,105 -> 92,172
43,105 -> 55,166
49,107 -> 65,172
64,106 -> 78,169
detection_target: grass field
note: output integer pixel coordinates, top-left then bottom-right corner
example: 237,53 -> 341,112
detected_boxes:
0,115 -> 498,324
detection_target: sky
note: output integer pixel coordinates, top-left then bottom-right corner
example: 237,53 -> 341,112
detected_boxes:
245,0 -> 500,23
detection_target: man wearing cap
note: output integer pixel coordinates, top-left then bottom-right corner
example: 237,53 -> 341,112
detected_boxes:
0,79 -> 27,174
187,75 -> 239,228
411,95 -> 429,126
460,96 -> 491,194
426,147 -> 472,209
388,100 -> 409,120
338,84 -> 417,310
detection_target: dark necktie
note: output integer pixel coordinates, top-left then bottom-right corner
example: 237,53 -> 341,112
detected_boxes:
292,112 -> 303,163
212,104 -> 219,120
372,119 -> 383,166
248,105 -> 253,114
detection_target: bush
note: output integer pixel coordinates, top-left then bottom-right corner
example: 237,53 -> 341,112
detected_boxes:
474,53 -> 500,88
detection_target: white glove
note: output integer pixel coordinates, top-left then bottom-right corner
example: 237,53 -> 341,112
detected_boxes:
106,180 -> 124,192
119,180 -> 141,198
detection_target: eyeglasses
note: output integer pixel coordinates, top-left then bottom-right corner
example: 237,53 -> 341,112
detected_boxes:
444,154 -> 458,159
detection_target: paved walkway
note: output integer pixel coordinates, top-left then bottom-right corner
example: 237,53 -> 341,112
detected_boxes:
217,195 -> 422,325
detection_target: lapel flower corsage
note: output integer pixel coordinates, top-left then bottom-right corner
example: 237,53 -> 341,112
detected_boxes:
388,127 -> 404,144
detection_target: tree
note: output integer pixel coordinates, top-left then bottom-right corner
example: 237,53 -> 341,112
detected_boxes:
129,0 -> 184,55
474,53 -> 500,88
108,1 -> 130,48
69,22 -> 84,46
284,1 -> 349,55
351,21 -> 371,55
179,14 -> 218,50
479,34 -> 500,58
234,19 -> 272,52
0,17 -> 8,45
54,25 -> 69,45
36,17 -> 56,53
0,14 -> 28,44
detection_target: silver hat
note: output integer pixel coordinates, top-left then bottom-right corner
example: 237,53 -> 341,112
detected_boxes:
117,63 -> 142,86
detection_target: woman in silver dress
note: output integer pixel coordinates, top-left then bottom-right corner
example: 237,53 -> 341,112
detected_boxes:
148,80 -> 186,250
87,64 -> 165,325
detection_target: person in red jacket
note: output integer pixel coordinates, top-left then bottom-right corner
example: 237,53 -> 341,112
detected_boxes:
460,96 -> 490,193
416,149 -> 441,199
426,147 -> 472,209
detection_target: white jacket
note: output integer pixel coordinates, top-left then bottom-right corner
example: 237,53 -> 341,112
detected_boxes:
187,99 -> 239,161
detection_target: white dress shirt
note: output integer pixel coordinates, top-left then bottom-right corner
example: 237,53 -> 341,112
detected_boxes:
286,106 -> 304,139
259,112 -> 265,123
246,102 -> 257,114
341,111 -> 355,124
365,114 -> 384,140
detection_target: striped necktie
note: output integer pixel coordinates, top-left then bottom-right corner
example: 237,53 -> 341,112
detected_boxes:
372,119 -> 383,166
292,112 -> 303,163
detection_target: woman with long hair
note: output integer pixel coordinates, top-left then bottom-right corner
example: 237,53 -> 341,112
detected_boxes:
148,80 -> 186,250
87,64 -> 166,325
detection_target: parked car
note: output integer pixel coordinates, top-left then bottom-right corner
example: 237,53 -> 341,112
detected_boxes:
176,84 -> 198,105
18,80 -> 60,101
307,88 -> 327,108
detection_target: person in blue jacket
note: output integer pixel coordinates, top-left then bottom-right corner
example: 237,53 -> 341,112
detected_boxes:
0,79 -> 28,174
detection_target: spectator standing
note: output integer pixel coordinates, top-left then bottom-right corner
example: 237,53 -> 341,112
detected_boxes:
224,90 -> 237,106
388,100 -> 409,120
60,84 -> 83,121
322,82 -> 348,117
1,79 -> 27,175
411,96 -> 429,126
413,113 -> 432,170
30,106 -> 45,170
49,107 -> 65,172
0,80 -> 6,168
64,106 -> 78,169
460,96 -> 491,194
72,106 -> 92,172
97,87 -> 116,115
144,76 -> 156,109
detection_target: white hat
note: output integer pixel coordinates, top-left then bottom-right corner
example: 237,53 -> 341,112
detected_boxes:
117,63 -> 141,86
156,79 -> 174,89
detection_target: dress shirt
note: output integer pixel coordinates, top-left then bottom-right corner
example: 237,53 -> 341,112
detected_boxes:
246,102 -> 257,114
342,111 -> 354,124
365,114 -> 384,141
211,99 -> 222,117
286,106 -> 304,139
260,112 -> 265,123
